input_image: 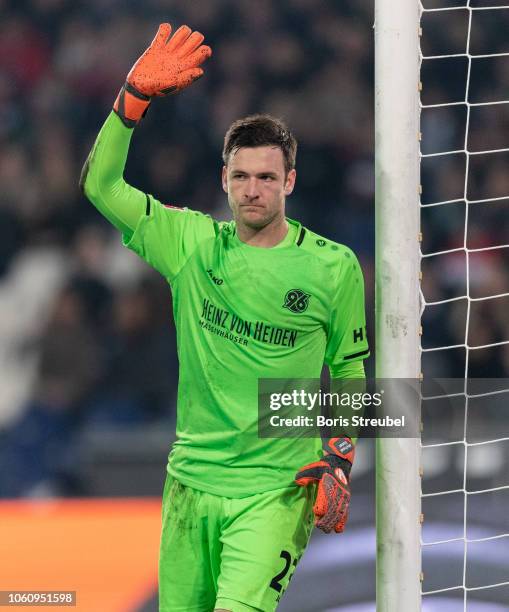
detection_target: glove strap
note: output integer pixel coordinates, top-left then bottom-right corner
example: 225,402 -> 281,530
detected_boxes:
324,437 -> 355,479
113,82 -> 151,128
325,454 -> 352,482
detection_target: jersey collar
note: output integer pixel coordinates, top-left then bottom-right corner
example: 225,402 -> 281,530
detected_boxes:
230,217 -> 302,250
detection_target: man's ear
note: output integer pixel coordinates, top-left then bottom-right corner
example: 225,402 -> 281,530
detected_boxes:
222,166 -> 228,193
284,168 -> 297,196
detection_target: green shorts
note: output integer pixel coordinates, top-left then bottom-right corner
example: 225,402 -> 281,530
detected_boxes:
159,475 -> 315,612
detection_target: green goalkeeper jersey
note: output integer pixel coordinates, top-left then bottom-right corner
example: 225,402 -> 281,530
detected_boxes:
82,112 -> 370,498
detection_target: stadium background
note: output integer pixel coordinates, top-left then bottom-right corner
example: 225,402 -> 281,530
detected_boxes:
0,0 -> 507,610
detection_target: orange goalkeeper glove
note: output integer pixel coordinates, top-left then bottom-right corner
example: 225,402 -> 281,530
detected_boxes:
113,22 -> 212,127
295,437 -> 355,534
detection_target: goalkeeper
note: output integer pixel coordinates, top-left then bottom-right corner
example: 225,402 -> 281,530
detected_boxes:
80,23 -> 370,612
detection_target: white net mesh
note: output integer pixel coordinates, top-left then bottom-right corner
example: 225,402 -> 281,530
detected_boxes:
419,1 -> 509,608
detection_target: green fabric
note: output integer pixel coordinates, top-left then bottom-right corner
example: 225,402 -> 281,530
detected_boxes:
124,201 -> 369,496
84,111 -> 370,498
81,112 -> 146,237
159,475 -> 314,612
331,358 -> 365,380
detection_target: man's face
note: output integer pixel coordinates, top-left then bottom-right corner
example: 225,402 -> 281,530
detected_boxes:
222,146 -> 296,229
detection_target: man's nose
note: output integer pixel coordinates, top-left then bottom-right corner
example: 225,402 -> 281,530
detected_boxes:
244,177 -> 259,199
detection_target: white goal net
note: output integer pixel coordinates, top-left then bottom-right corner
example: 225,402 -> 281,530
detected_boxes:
419,1 -> 509,609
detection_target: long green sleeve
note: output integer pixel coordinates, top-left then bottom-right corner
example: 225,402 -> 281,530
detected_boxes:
80,112 -> 147,236
330,360 -> 366,445
330,359 -> 365,380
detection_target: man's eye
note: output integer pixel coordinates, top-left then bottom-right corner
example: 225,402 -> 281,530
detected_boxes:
261,176 -> 274,181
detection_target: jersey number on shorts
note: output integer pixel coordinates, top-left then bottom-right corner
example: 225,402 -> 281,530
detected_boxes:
269,550 -> 298,594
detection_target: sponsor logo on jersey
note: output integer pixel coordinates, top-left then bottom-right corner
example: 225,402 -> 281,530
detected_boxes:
200,298 -> 298,347
316,239 -> 326,247
283,289 -> 311,314
353,326 -> 367,343
206,269 -> 224,285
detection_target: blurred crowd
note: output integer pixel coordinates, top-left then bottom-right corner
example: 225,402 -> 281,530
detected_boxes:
0,0 -> 507,496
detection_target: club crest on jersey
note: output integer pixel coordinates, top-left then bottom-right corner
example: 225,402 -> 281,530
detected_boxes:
283,289 -> 310,313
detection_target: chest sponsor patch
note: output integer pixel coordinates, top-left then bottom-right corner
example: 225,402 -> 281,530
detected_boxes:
200,297 -> 299,348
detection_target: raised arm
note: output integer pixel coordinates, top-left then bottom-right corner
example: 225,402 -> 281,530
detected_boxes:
79,23 -> 212,237
79,112 -> 146,236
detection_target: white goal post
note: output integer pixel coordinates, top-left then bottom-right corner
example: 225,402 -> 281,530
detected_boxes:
375,0 -> 509,608
374,0 -> 422,610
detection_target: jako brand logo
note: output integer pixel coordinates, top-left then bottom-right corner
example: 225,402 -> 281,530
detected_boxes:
283,289 -> 310,313
207,269 -> 224,285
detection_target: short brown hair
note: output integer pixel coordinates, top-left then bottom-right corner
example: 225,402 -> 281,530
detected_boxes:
222,114 -> 297,176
